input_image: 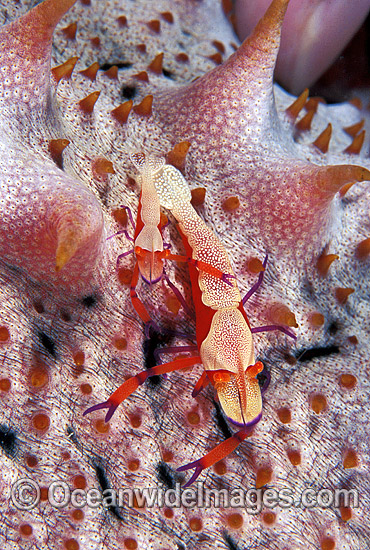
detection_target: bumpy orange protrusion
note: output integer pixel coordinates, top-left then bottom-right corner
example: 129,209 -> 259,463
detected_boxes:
344,130 -> 365,154
343,448 -> 358,468
79,62 -> 99,81
52,56 -> 78,83
222,196 -> 240,211
308,312 -> 324,327
285,88 -> 309,121
255,466 -> 272,488
62,21 -> 77,40
208,53 -> 222,65
176,53 -> 189,63
133,95 -> 153,117
104,66 -> 118,79
317,253 -> 339,276
335,287 -> 354,304
339,182 -> 356,197
134,71 -> 149,82
277,407 -> 291,423
262,512 -> 276,525
0,326 -> 10,342
344,119 -> 364,137
117,15 -> 127,27
321,537 -> 335,550
93,158 -> 115,176
310,394 -> 327,413
339,374 -> 357,389
167,141 -> 191,169
212,40 -> 225,54
356,237 -> 370,258
296,109 -> 315,131
111,100 -> 133,124
287,449 -> 301,465
112,208 -> 128,226
90,36 -> 101,47
137,43 -> 146,53
340,507 -> 352,521
227,513 -> 243,529
321,163 -> 370,196
313,123 -> 332,153
32,412 -> 50,431
269,303 -> 298,327
147,20 -> 161,33
191,187 -> 206,207
148,53 -> 164,74
78,91 -> 100,114
49,139 -> 70,159
161,12 -> 174,23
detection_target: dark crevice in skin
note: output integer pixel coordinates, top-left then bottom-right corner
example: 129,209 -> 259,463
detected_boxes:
99,62 -> 133,71
156,461 -> 177,489
94,461 -> 123,520
213,400 -> 233,440
143,327 -> 173,387
121,85 -> 137,100
162,68 -> 175,79
223,532 -> 241,550
81,294 -> 98,309
66,426 -> 78,445
296,344 -> 340,362
37,331 -> 56,357
0,425 -> 17,458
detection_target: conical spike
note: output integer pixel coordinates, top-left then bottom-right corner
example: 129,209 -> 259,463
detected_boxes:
313,124 -> 332,153
318,165 -> 370,195
286,88 -> 309,121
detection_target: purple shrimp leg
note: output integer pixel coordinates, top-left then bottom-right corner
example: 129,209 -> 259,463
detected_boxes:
251,325 -> 296,339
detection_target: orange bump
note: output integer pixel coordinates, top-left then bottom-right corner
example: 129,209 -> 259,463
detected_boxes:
26,454 -> 38,468
93,157 -> 115,176
128,459 -> 140,471
335,287 -> 354,304
164,507 -> 174,519
212,40 -> 225,54
227,512 -> 243,529
316,253 -> 339,276
0,326 -> 10,342
296,109 -> 315,131
90,36 -> 101,47
137,43 -> 146,54
64,540 -> 79,550
285,88 -> 309,121
130,414 -> 142,428
287,449 -> 301,466
30,368 -> 48,388
187,411 -> 200,425
32,412 -> 50,431
305,97 -> 324,112
269,303 -> 298,328
214,460 -> 227,475
308,312 -> 324,328
344,119 -> 364,137
339,373 -> 357,389
95,419 -> 110,434
73,474 -> 87,490
356,237 -> 370,259
0,378 -> 11,392
118,267 -> 133,285
191,187 -> 206,207
124,538 -> 138,550
18,523 -> 33,539
310,394 -> 327,414
176,52 -> 189,63
262,511 -> 276,525
114,336 -> 127,350
62,22 -> 77,40
111,100 -> 133,124
112,208 -> 128,226
208,52 -> 222,64
256,467 -> 272,489
321,537 -> 335,550
73,351 -> 85,367
313,123 -> 332,153
247,257 -> 265,274
134,71 -> 149,82
340,506 -> 352,521
222,196 -> 240,212
133,95 -> 153,117
189,517 -> 202,532
146,19 -> 161,33
104,65 -> 118,79
343,449 -> 358,469
277,407 -> 291,423
52,57 -> 78,83
161,11 -> 174,23
348,335 -> 358,345
344,130 -> 365,155
78,91 -> 100,114
72,509 -> 84,521
148,53 -> 164,74
339,182 -> 356,197
80,383 -> 92,394
49,139 -> 70,159
80,61 -> 99,82
167,141 -> 191,170
117,15 -> 127,27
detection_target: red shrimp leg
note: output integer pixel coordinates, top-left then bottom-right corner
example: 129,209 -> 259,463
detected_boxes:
130,262 -> 153,325
177,428 -> 251,488
163,252 -> 235,286
192,371 -> 210,397
83,355 -> 202,422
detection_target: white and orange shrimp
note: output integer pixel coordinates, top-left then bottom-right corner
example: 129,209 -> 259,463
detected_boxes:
85,163 -> 295,486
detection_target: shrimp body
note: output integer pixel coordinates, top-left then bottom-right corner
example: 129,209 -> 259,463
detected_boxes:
153,165 -> 262,427
131,153 -> 165,284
